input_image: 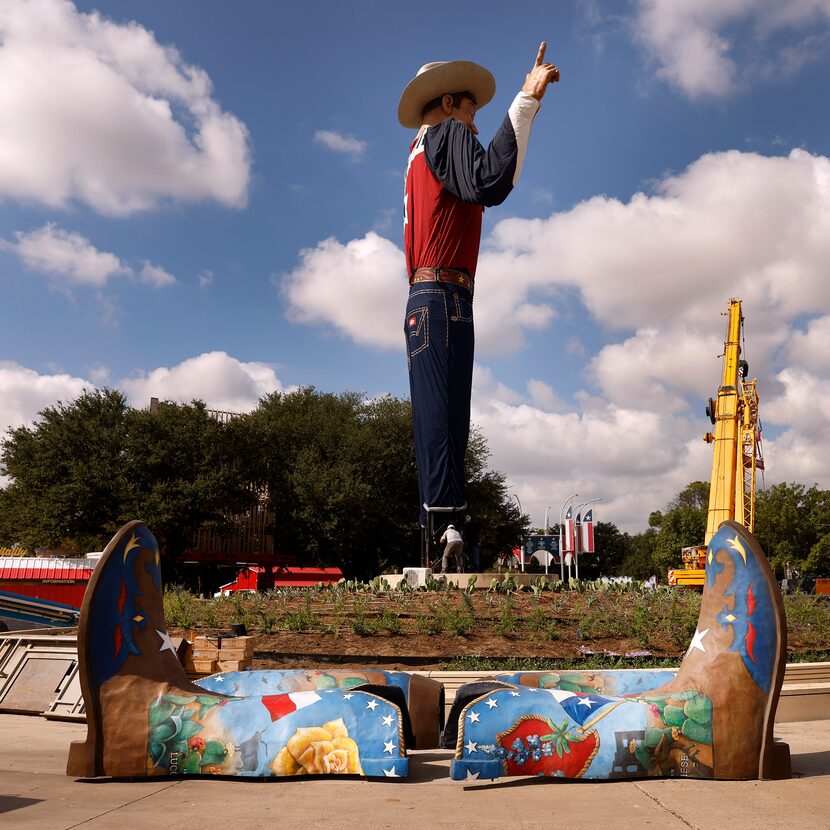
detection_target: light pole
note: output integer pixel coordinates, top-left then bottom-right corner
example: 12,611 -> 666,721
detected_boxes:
573,497 -> 602,580
558,492 -> 578,582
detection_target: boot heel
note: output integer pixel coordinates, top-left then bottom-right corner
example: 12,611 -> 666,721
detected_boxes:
67,737 -> 100,777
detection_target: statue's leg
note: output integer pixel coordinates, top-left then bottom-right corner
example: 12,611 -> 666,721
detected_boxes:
67,522 -> 409,778
450,521 -> 789,781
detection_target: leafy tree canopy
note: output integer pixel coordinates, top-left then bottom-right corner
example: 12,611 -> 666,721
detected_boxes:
0,387 -> 525,584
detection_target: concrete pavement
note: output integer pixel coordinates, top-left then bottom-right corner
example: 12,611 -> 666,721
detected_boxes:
1,714 -> 829,829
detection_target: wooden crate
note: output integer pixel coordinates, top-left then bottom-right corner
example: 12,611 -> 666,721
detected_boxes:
192,637 -> 220,654
192,658 -> 217,674
216,648 -> 250,661
192,648 -> 221,660
219,636 -> 255,653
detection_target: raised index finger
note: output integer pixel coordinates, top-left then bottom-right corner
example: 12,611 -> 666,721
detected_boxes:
535,41 -> 547,66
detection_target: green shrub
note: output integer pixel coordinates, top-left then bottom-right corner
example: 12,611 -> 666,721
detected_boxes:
163,587 -> 196,628
494,600 -> 518,636
378,608 -> 403,635
441,606 -> 475,636
283,605 -> 315,632
416,606 -> 444,635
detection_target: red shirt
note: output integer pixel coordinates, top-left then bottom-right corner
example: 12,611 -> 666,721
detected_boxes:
403,95 -> 541,282
404,128 -> 483,279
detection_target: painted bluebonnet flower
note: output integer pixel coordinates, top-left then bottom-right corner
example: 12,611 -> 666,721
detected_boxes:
532,749 -> 542,762
541,743 -> 554,757
516,755 -> 526,766
527,734 -> 540,748
496,746 -> 507,759
511,738 -> 525,753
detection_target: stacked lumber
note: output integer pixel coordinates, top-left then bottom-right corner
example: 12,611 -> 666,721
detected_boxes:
189,634 -> 255,675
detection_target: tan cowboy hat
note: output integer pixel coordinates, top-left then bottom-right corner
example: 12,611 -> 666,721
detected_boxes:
397,60 -> 496,129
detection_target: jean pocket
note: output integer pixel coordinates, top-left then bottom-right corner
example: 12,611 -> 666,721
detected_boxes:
450,293 -> 473,323
405,306 -> 429,358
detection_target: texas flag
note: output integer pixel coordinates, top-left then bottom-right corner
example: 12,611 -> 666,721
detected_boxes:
581,508 -> 595,553
564,507 -> 575,553
545,689 -> 616,726
261,691 -> 321,722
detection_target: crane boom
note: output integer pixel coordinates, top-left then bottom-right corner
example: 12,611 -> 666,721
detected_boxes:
705,298 -> 743,543
669,298 -> 764,588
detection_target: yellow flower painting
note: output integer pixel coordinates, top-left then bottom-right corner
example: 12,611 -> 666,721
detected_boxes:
270,718 -> 363,776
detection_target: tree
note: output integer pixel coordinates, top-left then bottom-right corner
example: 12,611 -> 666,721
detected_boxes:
805,534 -> 830,575
619,482 -> 709,582
754,482 -> 830,575
0,385 -> 544,583
121,400 -> 255,576
0,389 -> 131,553
0,392 -> 254,571
247,389 -> 524,579
587,521 -> 630,577
669,481 -> 710,511
463,426 -> 528,565
652,503 -> 707,579
619,528 -> 660,580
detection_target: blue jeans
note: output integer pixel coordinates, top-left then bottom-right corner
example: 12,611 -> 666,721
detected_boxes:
405,280 -> 474,527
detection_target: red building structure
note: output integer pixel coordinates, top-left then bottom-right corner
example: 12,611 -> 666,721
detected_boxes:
0,557 -> 96,607
217,564 -> 343,595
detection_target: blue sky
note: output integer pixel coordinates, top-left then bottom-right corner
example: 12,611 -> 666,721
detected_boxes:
2,0 -> 830,532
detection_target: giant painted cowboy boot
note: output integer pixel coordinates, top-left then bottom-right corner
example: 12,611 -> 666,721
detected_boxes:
68,521 -> 412,778
196,669 -> 444,750
449,521 -> 790,781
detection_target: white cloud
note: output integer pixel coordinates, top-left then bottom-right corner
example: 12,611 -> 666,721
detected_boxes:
281,232 -> 405,349
138,261 -> 176,287
2,223 -> 176,288
787,315 -> 830,373
761,366 -> 830,484
0,354 -> 289,456
631,0 -> 830,98
279,231 -> 557,355
0,361 -> 91,441
0,0 -> 250,215
87,364 -> 111,384
198,269 -> 214,288
313,129 -> 367,160
471,368 -> 711,532
3,224 -> 129,286
283,148 -> 830,368
526,379 -> 567,412
119,351 -> 286,413
472,364 -> 525,406
280,146 -> 830,529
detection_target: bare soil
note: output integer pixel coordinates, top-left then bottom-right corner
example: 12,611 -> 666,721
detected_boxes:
167,589 -> 830,670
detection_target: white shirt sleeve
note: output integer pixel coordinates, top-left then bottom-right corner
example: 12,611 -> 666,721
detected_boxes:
507,91 -> 541,186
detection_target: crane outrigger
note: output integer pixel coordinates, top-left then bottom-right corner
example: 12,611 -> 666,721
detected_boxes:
668,298 -> 764,588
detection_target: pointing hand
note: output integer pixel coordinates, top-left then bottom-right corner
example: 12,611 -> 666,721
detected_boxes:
522,41 -> 560,101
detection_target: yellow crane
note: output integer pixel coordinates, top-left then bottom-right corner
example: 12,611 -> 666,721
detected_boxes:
668,298 -> 764,588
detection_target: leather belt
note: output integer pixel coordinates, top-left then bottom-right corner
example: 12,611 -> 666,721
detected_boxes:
411,267 -> 473,294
